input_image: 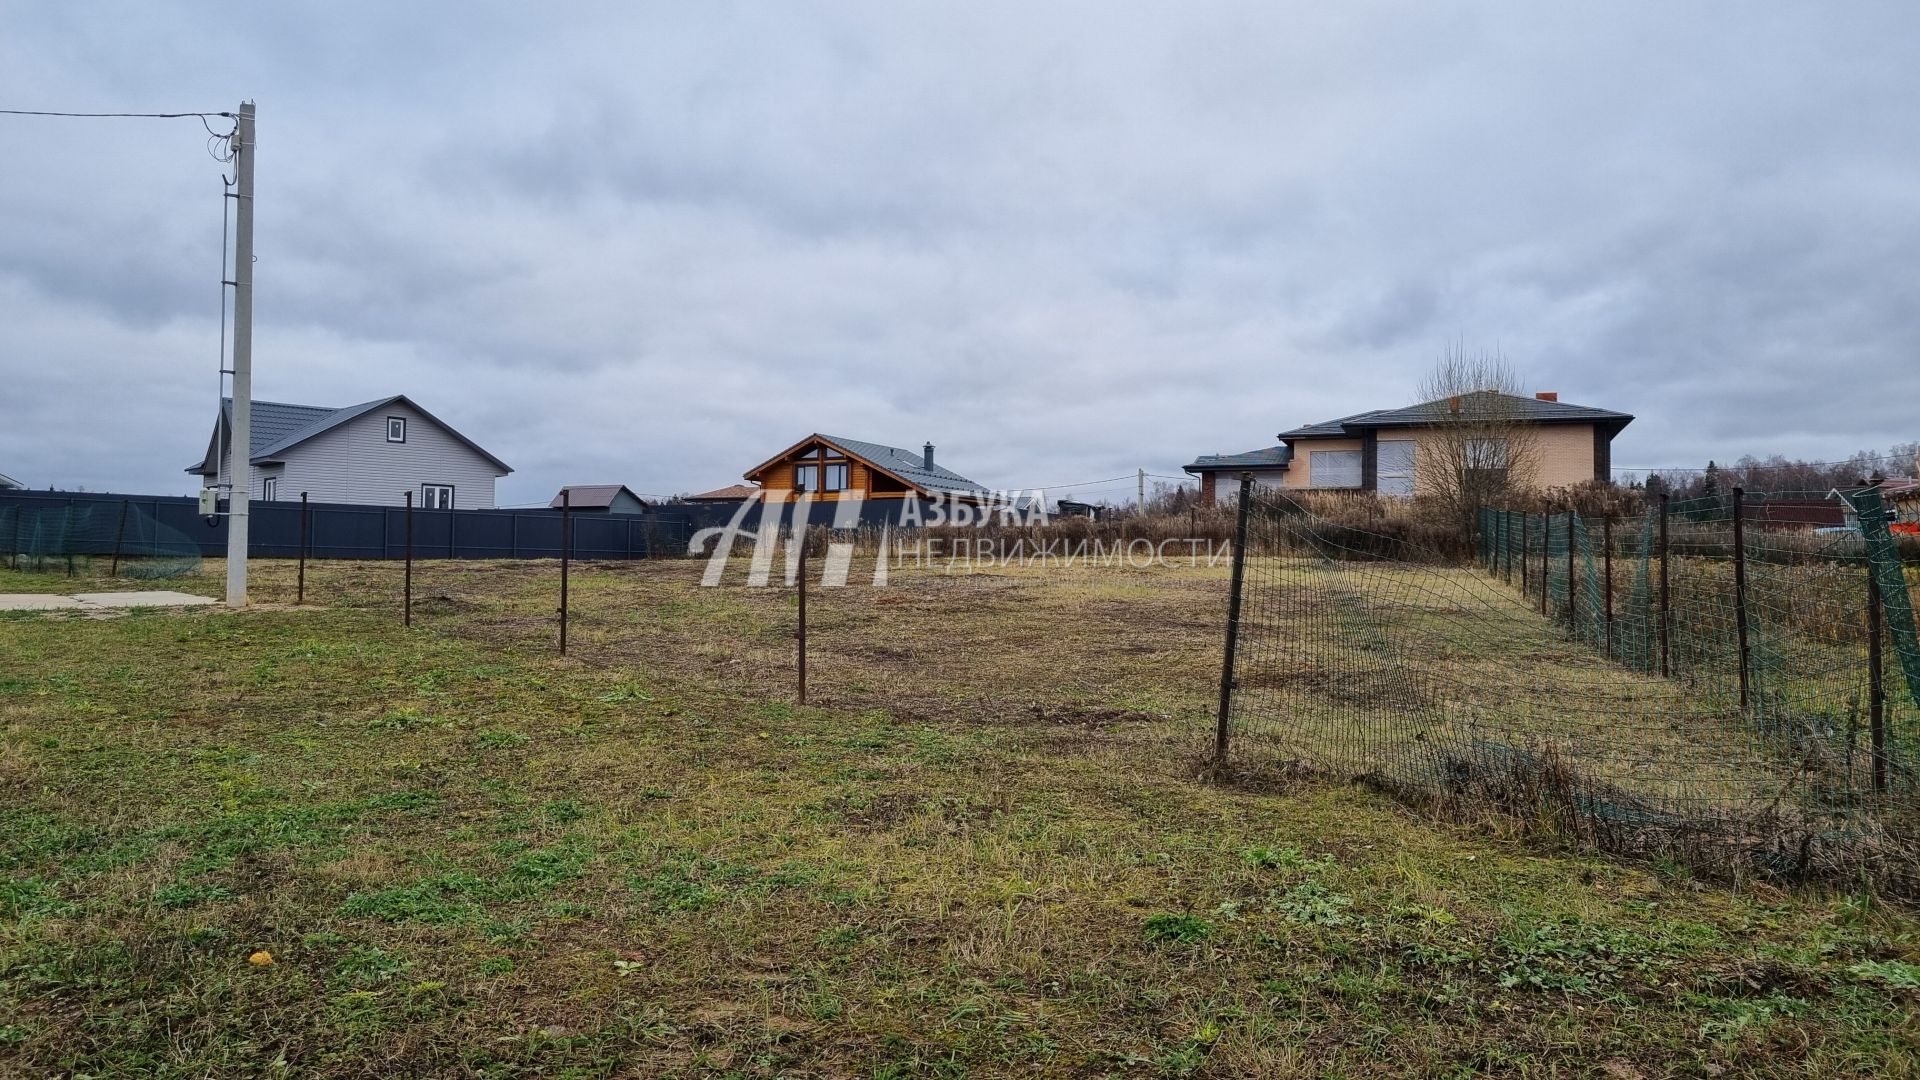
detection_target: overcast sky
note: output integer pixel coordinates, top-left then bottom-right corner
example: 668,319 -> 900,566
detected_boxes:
2,2 -> 1915,505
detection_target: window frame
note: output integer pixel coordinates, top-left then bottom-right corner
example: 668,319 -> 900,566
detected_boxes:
1376,439 -> 1417,497
420,483 -> 454,510
261,476 -> 278,501
386,417 -> 407,444
1308,449 -> 1364,489
823,462 -> 850,492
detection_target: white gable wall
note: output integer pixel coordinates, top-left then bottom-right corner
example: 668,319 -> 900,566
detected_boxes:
215,403 -> 505,508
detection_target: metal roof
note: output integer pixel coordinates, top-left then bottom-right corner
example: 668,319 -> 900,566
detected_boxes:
1183,446 -> 1292,473
188,396 -> 512,474
549,484 -> 644,509
734,434 -> 997,497
1278,392 -> 1633,440
685,484 -> 761,502
0,471 -> 21,489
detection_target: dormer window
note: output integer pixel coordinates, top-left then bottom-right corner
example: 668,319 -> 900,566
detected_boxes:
386,417 -> 407,443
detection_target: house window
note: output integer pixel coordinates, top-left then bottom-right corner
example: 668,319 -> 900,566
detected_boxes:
1465,438 -> 1508,469
1377,440 -> 1416,497
261,476 -> 278,501
1309,450 -> 1363,488
823,463 -> 849,491
1464,437 -> 1510,485
795,464 -> 818,492
421,484 -> 454,510
387,417 -> 407,443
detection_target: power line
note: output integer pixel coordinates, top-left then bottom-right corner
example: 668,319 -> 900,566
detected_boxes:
1009,474 -> 1136,490
0,108 -> 233,119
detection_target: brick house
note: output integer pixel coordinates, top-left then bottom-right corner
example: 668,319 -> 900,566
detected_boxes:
1185,391 -> 1633,503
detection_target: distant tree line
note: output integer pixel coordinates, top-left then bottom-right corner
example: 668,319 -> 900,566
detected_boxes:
1633,441 -> 1920,500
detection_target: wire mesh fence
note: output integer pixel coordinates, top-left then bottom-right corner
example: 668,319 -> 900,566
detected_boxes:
0,498 -> 203,579
1219,480 -> 1920,892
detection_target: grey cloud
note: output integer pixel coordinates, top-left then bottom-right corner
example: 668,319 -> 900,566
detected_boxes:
2,2 -> 1917,503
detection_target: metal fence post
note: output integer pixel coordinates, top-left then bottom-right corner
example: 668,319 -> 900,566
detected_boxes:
297,492 -> 310,604
1566,509 -> 1578,630
1868,568 -> 1886,796
403,491 -> 414,628
560,488 -> 572,655
1731,486 -> 1750,711
1520,512 -> 1530,598
1658,494 -> 1671,677
1215,474 -> 1255,770
797,524 -> 809,706
1504,509 -> 1514,584
109,499 -> 130,577
1540,512 -> 1550,617
1603,515 -> 1614,659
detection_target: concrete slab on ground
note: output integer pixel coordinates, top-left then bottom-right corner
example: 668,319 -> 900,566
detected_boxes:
0,594 -> 85,610
0,591 -> 219,611
71,592 -> 219,608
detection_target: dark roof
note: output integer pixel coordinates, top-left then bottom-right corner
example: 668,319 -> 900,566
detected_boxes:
1278,392 -> 1633,440
817,435 -> 993,496
746,434 -> 994,497
188,396 -> 512,474
1184,446 -> 1292,473
550,484 -> 645,509
549,484 -> 645,507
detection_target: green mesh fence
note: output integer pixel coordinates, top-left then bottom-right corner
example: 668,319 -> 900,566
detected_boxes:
1221,486 -> 1920,891
0,500 -> 202,579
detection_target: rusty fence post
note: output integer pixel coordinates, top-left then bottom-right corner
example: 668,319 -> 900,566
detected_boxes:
797,524 -> 809,706
1731,487 -> 1750,711
109,499 -> 130,578
403,491 -> 414,627
1215,473 -> 1255,771
297,492 -> 310,604
560,488 -> 572,655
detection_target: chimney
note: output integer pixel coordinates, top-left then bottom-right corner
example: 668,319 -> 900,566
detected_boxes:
923,442 -> 935,470
1448,395 -> 1461,414
1535,391 -> 1559,402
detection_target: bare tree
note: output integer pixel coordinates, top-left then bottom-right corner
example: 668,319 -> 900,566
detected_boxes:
1411,346 -> 1542,537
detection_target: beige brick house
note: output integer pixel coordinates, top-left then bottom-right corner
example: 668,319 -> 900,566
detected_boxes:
1185,391 -> 1632,503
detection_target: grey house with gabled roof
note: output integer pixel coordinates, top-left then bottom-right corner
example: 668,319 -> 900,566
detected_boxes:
187,395 -> 512,509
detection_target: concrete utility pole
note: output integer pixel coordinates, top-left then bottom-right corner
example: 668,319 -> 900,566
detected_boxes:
1138,468 -> 1146,511
226,101 -> 256,607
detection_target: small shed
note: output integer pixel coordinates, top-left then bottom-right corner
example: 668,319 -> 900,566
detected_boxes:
551,485 -> 648,514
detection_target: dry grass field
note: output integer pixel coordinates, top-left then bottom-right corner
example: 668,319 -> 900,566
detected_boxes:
2,555 -> 1919,1077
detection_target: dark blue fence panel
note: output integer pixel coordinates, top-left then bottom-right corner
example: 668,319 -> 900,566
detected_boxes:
0,490 -> 687,562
